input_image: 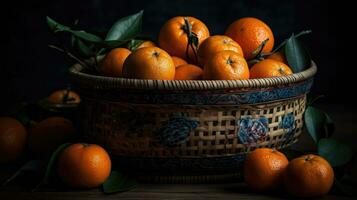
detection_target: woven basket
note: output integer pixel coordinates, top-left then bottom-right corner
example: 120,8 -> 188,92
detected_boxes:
68,61 -> 317,183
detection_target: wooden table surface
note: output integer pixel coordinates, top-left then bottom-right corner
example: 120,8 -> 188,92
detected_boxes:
0,104 -> 356,200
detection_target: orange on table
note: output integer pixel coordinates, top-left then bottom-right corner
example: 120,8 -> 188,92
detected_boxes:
48,89 -> 81,104
122,47 -> 175,80
158,16 -> 210,62
174,64 -> 203,80
284,154 -> 334,197
225,17 -> 274,59
203,50 -> 249,80
249,59 -> 292,79
171,56 -> 188,68
197,35 -> 243,66
98,48 -> 131,77
57,143 -> 111,189
244,148 -> 289,191
267,51 -> 287,64
0,117 -> 27,164
28,117 -> 76,158
137,40 -> 156,49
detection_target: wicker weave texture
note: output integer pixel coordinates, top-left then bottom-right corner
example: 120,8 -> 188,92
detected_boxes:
82,96 -> 305,157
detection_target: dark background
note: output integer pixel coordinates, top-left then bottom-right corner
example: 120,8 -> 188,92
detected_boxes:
1,0 -> 338,114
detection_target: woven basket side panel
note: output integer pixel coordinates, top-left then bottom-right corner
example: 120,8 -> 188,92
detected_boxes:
83,96 -> 306,157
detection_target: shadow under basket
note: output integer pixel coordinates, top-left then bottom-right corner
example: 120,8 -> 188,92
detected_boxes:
68,62 -> 317,183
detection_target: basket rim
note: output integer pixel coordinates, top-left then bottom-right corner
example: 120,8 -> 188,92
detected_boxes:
68,61 -> 317,90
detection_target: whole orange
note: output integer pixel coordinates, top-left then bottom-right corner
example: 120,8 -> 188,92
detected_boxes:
136,41 -> 156,49
48,89 -> 81,104
158,16 -> 210,62
98,48 -> 131,77
225,17 -> 274,59
174,64 -> 203,80
284,154 -> 334,198
57,143 -> 111,189
171,56 -> 188,68
198,35 -> 243,66
203,50 -> 249,80
267,51 -> 287,64
0,117 -> 27,164
244,148 -> 289,191
122,47 -> 175,80
28,117 -> 76,158
250,59 -> 293,79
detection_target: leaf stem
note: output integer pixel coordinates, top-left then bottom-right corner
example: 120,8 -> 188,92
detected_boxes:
48,45 -> 89,68
263,29 -> 312,56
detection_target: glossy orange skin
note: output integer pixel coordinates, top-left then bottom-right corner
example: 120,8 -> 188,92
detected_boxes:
57,143 -> 111,189
244,148 -> 289,191
225,17 -> 274,59
122,47 -> 175,80
99,48 -> 131,77
48,89 -> 81,104
174,64 -> 203,80
284,154 -> 334,198
28,117 -> 76,158
0,117 -> 27,164
137,41 -> 156,49
158,16 -> 210,61
267,51 -> 287,64
198,35 -> 243,66
171,56 -> 188,68
250,59 -> 292,79
203,50 -> 249,80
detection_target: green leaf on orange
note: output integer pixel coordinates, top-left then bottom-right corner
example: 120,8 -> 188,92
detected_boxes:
102,171 -> 137,194
285,34 -> 311,73
127,39 -> 144,51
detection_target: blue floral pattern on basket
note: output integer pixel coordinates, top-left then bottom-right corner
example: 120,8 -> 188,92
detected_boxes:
157,116 -> 199,147
280,113 -> 296,138
237,117 -> 269,145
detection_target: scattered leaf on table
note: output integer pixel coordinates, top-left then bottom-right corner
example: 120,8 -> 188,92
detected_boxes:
43,143 -> 72,184
102,171 -> 137,194
318,138 -> 352,167
2,160 -> 40,186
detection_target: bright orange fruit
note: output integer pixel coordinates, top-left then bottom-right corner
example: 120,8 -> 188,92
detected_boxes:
122,47 -> 175,80
249,59 -> 292,79
203,50 -> 249,80
174,64 -> 203,80
158,16 -> 210,62
244,148 -> 289,191
225,17 -> 274,59
99,48 -> 131,77
57,143 -> 111,189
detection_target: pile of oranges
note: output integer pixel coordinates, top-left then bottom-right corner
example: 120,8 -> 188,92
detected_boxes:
99,17 -> 293,80
244,148 -> 334,198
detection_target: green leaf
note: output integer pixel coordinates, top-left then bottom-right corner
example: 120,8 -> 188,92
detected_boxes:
105,10 -> 143,41
127,39 -> 144,51
71,36 -> 94,57
285,34 -> 311,73
304,106 -> 334,143
46,16 -> 103,43
43,143 -> 72,185
2,160 -> 40,186
304,106 -> 327,143
102,171 -> 137,194
318,138 -> 352,167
